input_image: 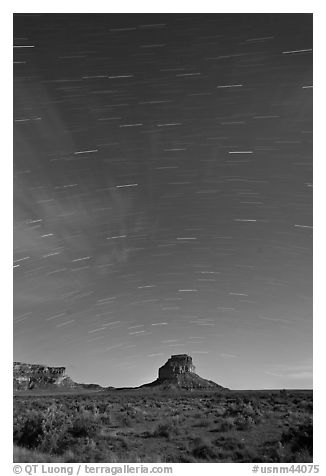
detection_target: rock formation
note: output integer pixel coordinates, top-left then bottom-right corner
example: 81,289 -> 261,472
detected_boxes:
13,362 -> 77,390
141,354 -> 227,390
13,355 -> 228,392
158,354 -> 196,379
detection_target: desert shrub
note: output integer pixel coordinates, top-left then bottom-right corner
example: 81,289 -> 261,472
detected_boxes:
213,435 -> 245,451
14,401 -> 103,456
233,447 -> 261,463
281,420 -> 313,456
14,411 -> 44,449
216,417 -> 235,432
192,443 -> 217,460
234,415 -> 255,431
213,436 -> 260,462
100,412 -> 112,425
303,401 -> 313,413
82,400 -> 97,412
191,437 -> 218,460
214,407 -> 226,417
287,448 -> 312,463
225,402 -> 241,417
96,403 -> 111,413
251,413 -> 263,424
241,402 -> 256,416
261,438 -> 313,464
68,415 -> 99,439
152,420 -> 179,439
38,415 -> 70,453
153,423 -> 172,439
117,413 -> 133,427
204,400 -> 213,409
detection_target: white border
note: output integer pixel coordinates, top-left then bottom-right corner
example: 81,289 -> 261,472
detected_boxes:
4,3 -> 323,474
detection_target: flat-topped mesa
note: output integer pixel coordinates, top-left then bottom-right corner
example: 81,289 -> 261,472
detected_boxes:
139,353 -> 228,390
14,362 -> 66,375
13,361 -> 75,390
158,354 -> 196,379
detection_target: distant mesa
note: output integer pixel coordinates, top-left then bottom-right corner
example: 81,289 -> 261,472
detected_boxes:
13,354 -> 228,392
13,362 -> 101,391
14,362 -> 74,390
13,362 -> 79,391
159,354 -> 196,378
140,354 -> 228,391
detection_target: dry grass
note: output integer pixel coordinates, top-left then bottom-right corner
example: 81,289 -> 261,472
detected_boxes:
13,389 -> 313,463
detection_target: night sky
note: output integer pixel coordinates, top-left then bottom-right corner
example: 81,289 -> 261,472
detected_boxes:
13,14 -> 313,389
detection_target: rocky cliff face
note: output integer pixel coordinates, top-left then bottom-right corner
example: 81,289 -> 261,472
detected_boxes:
13,362 -> 77,390
13,355 -> 227,392
142,354 -> 227,390
158,354 -> 196,379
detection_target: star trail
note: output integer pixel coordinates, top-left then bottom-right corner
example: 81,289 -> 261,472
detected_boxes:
13,13 -> 312,389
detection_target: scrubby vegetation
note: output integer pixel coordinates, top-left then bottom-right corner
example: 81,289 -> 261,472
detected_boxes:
13,389 -> 313,463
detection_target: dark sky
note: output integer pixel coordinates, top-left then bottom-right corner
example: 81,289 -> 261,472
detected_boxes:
13,14 -> 313,389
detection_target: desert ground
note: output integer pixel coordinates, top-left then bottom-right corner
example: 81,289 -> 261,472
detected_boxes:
13,388 -> 312,463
